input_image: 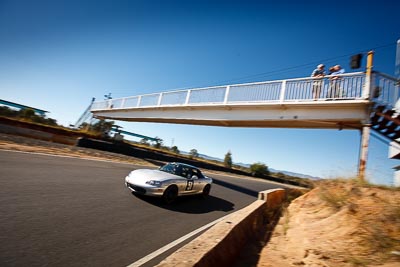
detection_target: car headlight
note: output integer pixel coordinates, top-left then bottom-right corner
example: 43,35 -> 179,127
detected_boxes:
145,180 -> 162,186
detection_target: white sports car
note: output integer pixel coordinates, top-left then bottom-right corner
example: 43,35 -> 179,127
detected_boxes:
125,162 -> 212,203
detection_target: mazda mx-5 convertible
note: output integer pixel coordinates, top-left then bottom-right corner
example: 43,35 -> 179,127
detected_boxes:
125,162 -> 212,203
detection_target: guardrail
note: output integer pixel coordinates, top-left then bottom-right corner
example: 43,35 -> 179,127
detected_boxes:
373,71 -> 400,109
90,72 -> 399,111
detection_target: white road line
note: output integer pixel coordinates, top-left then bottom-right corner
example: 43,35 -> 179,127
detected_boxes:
127,214 -> 231,267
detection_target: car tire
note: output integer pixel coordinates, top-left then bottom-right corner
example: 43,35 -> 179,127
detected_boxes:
163,185 -> 178,204
202,184 -> 211,197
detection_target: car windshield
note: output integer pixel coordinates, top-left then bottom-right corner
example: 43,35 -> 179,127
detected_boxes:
159,163 -> 177,175
159,163 -> 204,179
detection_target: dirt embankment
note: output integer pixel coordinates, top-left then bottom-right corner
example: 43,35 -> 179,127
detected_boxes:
257,180 -> 400,267
0,133 -> 155,166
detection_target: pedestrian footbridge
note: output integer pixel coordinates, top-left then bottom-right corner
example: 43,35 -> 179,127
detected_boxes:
91,71 -> 399,131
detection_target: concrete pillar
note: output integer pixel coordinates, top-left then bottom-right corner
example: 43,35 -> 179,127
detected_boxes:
358,125 -> 371,181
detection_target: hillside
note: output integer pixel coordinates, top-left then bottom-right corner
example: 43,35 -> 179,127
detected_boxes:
257,179 -> 400,267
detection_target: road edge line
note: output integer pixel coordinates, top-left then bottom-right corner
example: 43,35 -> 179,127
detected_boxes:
127,214 -> 231,267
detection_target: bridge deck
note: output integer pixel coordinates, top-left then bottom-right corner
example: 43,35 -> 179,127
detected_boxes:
92,99 -> 370,129
90,72 -> 399,130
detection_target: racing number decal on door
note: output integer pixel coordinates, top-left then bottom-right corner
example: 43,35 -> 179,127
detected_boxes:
185,180 -> 194,191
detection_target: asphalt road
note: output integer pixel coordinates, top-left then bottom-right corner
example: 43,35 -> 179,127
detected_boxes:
0,150 -> 288,267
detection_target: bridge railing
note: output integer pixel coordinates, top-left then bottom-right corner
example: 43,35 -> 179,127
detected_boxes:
91,72 -> 375,111
373,72 -> 400,109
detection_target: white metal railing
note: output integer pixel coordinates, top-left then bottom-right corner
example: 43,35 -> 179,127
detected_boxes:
91,72 -> 380,111
373,71 -> 400,109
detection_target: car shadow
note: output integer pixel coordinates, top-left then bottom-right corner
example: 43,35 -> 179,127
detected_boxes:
132,193 -> 234,214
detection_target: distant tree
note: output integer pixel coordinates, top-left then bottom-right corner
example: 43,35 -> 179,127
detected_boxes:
19,108 -> 36,119
0,106 -> 18,117
44,118 -> 58,126
0,106 -> 59,126
153,138 -> 163,149
140,138 -> 150,146
189,149 -> 199,159
153,142 -> 160,149
250,162 -> 269,177
90,119 -> 114,135
31,116 -> 45,124
224,151 -> 233,168
171,146 -> 180,154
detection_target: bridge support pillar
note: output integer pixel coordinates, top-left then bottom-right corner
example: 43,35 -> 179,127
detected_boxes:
358,125 -> 371,181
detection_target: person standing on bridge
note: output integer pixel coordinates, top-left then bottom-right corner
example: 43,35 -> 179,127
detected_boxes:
311,64 -> 326,100
327,65 -> 345,98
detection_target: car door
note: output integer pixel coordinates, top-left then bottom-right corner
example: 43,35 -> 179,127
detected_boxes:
190,168 -> 205,193
180,166 -> 196,194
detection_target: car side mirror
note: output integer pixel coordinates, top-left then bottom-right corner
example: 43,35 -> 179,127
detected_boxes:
191,175 -> 198,180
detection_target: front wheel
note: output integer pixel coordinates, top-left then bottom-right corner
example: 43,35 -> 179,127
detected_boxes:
163,185 -> 178,204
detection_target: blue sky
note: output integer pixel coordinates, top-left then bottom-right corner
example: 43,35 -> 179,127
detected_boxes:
1,0 -> 399,185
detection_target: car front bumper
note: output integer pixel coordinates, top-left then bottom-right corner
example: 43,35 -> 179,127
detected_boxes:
125,181 -> 165,197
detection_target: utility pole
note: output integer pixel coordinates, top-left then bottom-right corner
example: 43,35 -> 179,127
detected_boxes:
358,51 -> 374,181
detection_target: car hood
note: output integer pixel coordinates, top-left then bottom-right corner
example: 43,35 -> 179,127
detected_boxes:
126,169 -> 180,183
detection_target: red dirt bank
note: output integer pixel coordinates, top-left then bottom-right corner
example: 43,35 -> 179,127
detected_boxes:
257,180 -> 400,267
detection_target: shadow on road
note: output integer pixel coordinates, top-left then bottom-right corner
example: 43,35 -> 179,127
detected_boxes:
132,193 -> 234,214
211,178 -> 259,197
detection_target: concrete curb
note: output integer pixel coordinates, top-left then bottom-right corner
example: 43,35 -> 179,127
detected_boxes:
155,188 -> 286,267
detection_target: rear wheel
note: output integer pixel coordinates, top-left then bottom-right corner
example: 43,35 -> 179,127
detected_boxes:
163,185 -> 178,204
202,184 -> 211,197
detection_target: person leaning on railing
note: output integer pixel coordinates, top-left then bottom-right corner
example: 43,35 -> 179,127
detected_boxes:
327,65 -> 345,98
311,64 -> 326,100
